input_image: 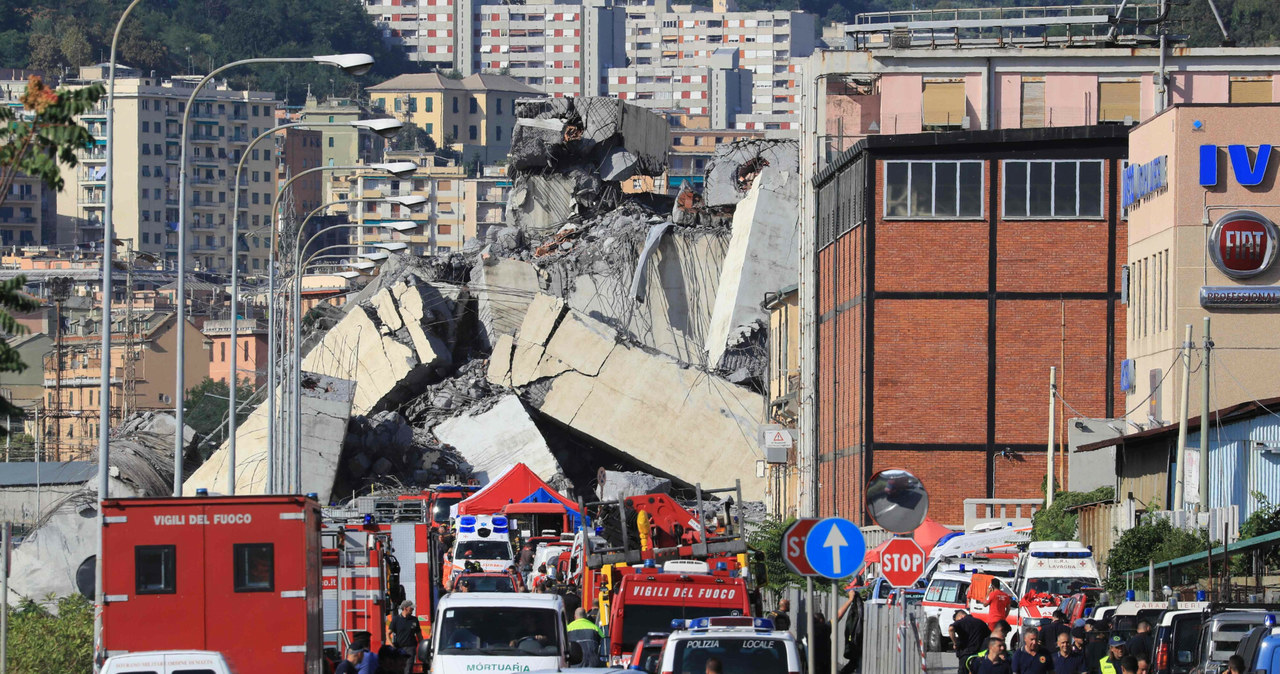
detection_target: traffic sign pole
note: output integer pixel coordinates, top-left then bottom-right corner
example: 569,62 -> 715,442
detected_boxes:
806,577 -> 814,674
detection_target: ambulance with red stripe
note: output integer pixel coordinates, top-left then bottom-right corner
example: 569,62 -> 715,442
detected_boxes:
1009,541 -> 1102,635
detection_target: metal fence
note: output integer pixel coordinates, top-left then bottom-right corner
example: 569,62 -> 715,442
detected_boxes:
862,600 -> 927,674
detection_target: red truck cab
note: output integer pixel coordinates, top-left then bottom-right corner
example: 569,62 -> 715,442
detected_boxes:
101,495 -> 322,673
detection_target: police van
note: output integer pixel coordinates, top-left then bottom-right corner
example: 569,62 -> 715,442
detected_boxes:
658,616 -> 802,674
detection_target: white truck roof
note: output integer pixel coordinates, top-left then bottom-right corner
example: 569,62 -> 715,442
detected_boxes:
102,651 -> 231,673
437,591 -> 565,611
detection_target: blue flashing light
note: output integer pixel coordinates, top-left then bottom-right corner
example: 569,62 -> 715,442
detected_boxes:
363,514 -> 374,525
753,617 -> 775,631
1196,590 -> 1207,601
644,560 -> 657,568
671,619 -> 687,631
195,488 -> 208,496
959,564 -> 966,572
306,492 -> 318,500
492,516 -> 509,527
1267,614 -> 1277,628
1126,590 -> 1136,601
691,618 -> 712,629
716,562 -> 728,571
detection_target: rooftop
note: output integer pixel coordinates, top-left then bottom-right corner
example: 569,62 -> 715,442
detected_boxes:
368,73 -> 543,96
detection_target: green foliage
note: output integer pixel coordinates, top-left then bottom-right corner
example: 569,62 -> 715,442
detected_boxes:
388,121 -> 436,153
747,515 -> 807,592
9,594 -> 94,674
1232,492 -> 1280,573
0,78 -> 105,195
1031,486 -> 1115,542
1104,516 -> 1206,592
0,0 -> 413,106
184,376 -> 257,459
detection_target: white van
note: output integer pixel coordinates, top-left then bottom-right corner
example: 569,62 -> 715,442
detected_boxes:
428,592 -> 582,672
658,616 -> 802,674
1011,541 -> 1102,632
101,651 -> 232,674
450,514 -> 516,579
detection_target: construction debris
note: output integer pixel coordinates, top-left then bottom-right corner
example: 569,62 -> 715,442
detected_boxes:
434,395 -> 563,484
597,470 -> 672,502
703,139 -> 800,209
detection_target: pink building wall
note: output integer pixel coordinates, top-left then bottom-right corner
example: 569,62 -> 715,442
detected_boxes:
1169,72 -> 1229,104
998,74 -> 1021,128
879,74 -> 923,134
964,73 -> 985,128
1044,74 -> 1098,126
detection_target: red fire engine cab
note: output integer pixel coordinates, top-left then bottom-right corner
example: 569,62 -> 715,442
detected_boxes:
100,495 -> 323,674
579,482 -> 766,664
321,485 -> 475,658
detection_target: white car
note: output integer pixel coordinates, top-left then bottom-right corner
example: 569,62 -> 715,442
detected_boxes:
658,616 -> 802,674
101,651 -> 233,674
428,592 -> 581,673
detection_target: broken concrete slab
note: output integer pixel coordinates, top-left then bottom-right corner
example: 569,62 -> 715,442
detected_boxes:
507,173 -> 577,234
703,139 -> 800,209
571,97 -> 670,175
472,252 -> 541,351
600,148 -> 640,182
706,168 -> 800,367
510,117 -> 569,171
434,395 -> 563,484
598,470 -> 672,502
185,373 -> 355,501
490,294 -> 765,500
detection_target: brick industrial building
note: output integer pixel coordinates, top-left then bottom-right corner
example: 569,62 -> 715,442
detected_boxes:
811,126 -> 1129,524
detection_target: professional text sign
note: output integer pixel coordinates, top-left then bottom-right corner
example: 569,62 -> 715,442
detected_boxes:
1122,155 -> 1168,210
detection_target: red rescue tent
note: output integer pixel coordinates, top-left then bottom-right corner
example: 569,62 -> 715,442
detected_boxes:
455,463 -> 581,517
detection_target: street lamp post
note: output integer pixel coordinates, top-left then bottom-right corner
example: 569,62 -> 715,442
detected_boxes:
173,53 -> 376,497
98,1 -> 147,662
264,162 -> 415,493
224,118 -> 404,495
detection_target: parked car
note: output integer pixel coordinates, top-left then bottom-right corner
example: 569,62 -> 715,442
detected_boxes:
1190,610 -> 1275,674
101,651 -> 233,674
867,577 -> 895,605
627,632 -> 669,673
1153,606 -> 1210,674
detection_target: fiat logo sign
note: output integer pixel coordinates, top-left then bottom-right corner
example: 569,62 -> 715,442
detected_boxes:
1208,210 -> 1279,279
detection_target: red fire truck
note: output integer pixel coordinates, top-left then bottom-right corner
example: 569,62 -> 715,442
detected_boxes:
100,495 -> 323,674
580,482 -> 765,664
321,485 -> 474,656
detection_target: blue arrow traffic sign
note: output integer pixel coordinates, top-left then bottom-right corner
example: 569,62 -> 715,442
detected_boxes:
804,517 -> 867,580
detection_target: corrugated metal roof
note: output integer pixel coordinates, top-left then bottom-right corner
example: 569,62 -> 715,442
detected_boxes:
0,461 -> 94,487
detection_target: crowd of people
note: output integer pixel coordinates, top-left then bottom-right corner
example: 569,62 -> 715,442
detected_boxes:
949,610 -> 1163,674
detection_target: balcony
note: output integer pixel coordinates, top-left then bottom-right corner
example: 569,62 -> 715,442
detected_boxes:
82,148 -> 107,162
0,215 -> 37,224
78,195 -> 106,206
228,133 -> 249,144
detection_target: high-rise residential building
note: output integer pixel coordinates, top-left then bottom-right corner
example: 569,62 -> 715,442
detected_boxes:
367,73 -> 542,163
363,0 -> 460,71
623,6 -> 815,131
607,49 -> 752,128
299,94 -> 389,170
57,65 -> 280,275
2,69 -> 58,246
461,167 -> 510,240
330,154 -> 469,255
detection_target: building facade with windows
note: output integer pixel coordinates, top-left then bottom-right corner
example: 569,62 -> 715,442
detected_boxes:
809,126 -> 1129,524
332,154 -> 471,255
1,70 -> 58,246
368,73 -> 542,164
57,66 -> 280,274
606,50 -> 753,129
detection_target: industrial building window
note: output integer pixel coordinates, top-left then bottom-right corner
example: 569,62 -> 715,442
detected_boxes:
233,543 -> 274,593
1021,78 -> 1045,128
1002,160 -> 1103,219
136,545 -> 177,595
884,160 -> 983,218
922,81 -> 966,129
1098,81 -> 1140,123
1230,79 -> 1272,104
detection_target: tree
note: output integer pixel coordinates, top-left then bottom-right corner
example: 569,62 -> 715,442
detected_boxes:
58,24 -> 91,67
1030,486 -> 1115,542
1232,492 -> 1280,573
388,121 -> 435,152
25,33 -> 60,74
1104,516 -> 1206,592
183,376 -> 257,460
8,594 -> 94,674
747,515 -> 807,592
0,76 -> 102,435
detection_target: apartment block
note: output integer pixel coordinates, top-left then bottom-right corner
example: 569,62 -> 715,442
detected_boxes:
57,65 -> 280,275
624,7 -> 815,131
607,49 -> 752,128
461,167 -> 511,239
299,94 -> 388,170
2,69 -> 58,245
276,128 -> 324,220
332,154 -> 469,255
368,73 -> 542,163
363,0 -> 459,70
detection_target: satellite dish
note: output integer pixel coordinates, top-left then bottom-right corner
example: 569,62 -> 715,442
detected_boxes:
865,468 -> 929,534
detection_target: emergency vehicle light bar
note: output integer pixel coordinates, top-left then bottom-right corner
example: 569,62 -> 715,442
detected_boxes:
458,515 -> 477,533
676,617 -> 774,631
1029,551 -> 1090,559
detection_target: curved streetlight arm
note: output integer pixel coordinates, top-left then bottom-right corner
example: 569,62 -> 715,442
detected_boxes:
291,195 -> 414,272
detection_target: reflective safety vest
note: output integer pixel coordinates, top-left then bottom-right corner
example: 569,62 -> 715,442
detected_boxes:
1099,655 -> 1118,674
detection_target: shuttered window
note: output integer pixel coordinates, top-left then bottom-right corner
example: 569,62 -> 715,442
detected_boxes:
922,81 -> 966,129
1099,81 -> 1140,123
1021,78 -> 1045,128
1230,79 -> 1272,104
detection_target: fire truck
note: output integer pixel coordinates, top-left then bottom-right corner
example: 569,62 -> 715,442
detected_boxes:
579,482 -> 766,664
100,495 -> 323,674
321,485 -> 477,656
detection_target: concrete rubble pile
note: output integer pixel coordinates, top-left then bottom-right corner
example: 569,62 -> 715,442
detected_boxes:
9,412 -> 186,606
507,97 -> 670,233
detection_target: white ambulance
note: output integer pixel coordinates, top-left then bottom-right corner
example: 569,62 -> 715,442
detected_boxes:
1011,541 -> 1103,634
450,514 -> 516,580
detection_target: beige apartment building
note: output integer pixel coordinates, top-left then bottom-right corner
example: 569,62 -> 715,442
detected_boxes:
1124,105 -> 1280,430
57,65 -> 280,275
1,69 -> 57,246
367,73 -> 542,164
298,93 -> 389,207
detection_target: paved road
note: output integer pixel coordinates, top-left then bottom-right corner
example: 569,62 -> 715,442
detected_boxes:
927,650 -> 960,674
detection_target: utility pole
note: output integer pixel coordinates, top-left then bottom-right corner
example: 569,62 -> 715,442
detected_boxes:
122,239 -> 137,420
1200,317 -> 1212,513
1173,324 -> 1194,511
1047,366 -> 1056,507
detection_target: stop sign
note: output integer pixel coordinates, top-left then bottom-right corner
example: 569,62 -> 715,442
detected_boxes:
880,537 -> 926,588
782,518 -> 819,576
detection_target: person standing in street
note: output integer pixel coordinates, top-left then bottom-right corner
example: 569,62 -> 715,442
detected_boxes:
1012,629 -> 1054,674
566,607 -> 606,667
1228,655 -> 1246,674
1041,611 -> 1069,649
335,647 -> 363,674
1090,635 -> 1126,674
1120,656 -> 1140,674
954,610 -> 993,671
970,622 -> 1013,674
356,647 -> 379,674
388,600 -> 423,674
1126,621 -> 1154,663
838,580 -> 865,674
770,598 -> 793,633
976,637 -> 1013,674
1052,630 -> 1086,674
811,612 -> 832,674
978,579 -> 1015,628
